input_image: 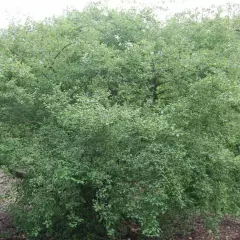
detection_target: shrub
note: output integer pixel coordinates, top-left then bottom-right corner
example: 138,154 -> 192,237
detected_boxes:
1,3 -> 240,239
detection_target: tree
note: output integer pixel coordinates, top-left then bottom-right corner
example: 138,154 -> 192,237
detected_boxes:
1,3 -> 240,239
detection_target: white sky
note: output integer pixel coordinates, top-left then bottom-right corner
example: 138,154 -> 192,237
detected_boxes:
0,0 -> 240,28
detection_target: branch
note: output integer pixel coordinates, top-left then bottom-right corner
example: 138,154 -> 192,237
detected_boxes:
54,42 -> 74,60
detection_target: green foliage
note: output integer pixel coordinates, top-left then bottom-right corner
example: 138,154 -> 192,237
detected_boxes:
1,3 -> 240,239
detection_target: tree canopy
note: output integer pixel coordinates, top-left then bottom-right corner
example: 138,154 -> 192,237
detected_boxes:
0,3 -> 240,239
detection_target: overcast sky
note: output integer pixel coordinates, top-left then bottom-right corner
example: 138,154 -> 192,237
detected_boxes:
0,0 -> 240,28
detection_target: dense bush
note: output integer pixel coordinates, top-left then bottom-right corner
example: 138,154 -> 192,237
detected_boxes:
1,3 -> 240,239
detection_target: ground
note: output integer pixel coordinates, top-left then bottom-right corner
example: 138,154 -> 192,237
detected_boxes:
0,169 -> 240,240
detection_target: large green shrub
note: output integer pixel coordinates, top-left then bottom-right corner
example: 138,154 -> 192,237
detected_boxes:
1,3 -> 240,239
